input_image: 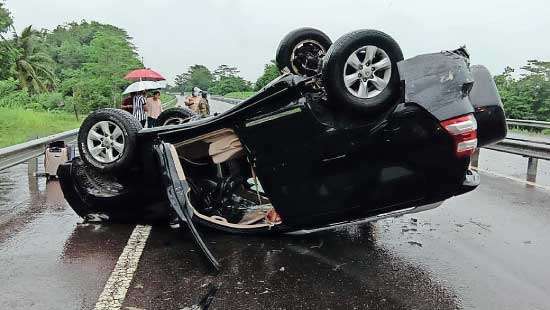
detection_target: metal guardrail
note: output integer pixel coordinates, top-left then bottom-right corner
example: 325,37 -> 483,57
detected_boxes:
506,119 -> 550,130
486,139 -> 550,161
0,129 -> 79,171
487,118 -> 550,182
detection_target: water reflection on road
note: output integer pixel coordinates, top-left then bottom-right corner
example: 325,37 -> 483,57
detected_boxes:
0,162 -> 134,310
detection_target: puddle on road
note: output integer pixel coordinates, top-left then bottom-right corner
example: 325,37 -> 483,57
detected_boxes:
0,158 -> 46,219
0,162 -> 135,310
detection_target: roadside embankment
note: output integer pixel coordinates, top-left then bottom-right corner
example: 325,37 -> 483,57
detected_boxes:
0,107 -> 81,148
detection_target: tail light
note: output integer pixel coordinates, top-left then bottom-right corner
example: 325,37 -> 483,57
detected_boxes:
440,114 -> 477,158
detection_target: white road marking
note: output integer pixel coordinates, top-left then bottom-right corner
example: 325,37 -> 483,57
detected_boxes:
473,167 -> 550,191
94,225 -> 151,310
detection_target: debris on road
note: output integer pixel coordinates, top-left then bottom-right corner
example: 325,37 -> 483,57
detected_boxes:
407,241 -> 423,247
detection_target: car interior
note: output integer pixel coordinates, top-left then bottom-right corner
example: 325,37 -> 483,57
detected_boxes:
167,129 -> 282,229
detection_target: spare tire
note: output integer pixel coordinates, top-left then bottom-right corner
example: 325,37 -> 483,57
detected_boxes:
78,108 -> 141,173
276,27 -> 332,77
322,30 -> 403,113
156,107 -> 196,126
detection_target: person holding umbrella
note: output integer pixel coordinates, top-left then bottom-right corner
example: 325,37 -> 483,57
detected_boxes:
122,82 -> 156,126
123,68 -> 167,127
124,68 -> 165,82
132,90 -> 148,126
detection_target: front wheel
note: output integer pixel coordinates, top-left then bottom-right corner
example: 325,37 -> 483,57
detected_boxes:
78,108 -> 141,173
322,30 -> 404,113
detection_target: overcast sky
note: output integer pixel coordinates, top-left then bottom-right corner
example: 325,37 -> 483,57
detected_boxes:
5,0 -> 550,83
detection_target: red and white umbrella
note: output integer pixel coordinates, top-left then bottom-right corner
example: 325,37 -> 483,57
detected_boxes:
124,68 -> 165,81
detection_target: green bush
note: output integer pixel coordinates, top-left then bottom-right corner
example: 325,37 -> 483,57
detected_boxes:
30,92 -> 65,110
209,76 -> 253,95
61,96 -> 79,113
0,83 -> 66,111
0,89 -> 31,108
255,61 -> 280,91
0,78 -> 18,96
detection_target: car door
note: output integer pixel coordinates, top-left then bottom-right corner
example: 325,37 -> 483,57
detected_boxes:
154,142 -> 220,271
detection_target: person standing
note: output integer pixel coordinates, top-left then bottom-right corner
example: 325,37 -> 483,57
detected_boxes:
132,90 -> 147,127
184,87 -> 202,113
121,94 -> 133,113
146,90 -> 163,127
198,91 -> 210,117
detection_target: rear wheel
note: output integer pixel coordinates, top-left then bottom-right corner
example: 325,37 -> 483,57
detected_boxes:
157,107 -> 196,126
276,28 -> 332,76
322,30 -> 404,113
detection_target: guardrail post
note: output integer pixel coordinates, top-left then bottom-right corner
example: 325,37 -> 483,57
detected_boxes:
470,148 -> 480,168
27,156 -> 38,194
526,157 -> 538,183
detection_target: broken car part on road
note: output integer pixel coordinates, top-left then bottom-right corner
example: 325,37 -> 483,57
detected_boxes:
58,28 -> 507,270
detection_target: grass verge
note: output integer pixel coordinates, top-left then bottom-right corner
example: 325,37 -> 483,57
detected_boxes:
0,107 -> 82,148
224,92 -> 256,100
160,93 -> 177,108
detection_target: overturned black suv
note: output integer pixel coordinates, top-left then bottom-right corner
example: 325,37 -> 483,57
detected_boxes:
59,28 -> 507,269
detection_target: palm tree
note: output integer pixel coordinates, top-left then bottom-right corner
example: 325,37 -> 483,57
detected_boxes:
0,25 -> 56,93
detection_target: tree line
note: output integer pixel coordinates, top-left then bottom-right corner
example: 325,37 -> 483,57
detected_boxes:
172,61 -> 279,95
0,1 -> 279,112
494,60 -> 550,121
0,2 -> 142,113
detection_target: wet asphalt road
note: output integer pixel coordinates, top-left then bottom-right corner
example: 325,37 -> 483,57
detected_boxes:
1,100 -> 550,309
123,171 -> 550,310
2,160 -> 550,309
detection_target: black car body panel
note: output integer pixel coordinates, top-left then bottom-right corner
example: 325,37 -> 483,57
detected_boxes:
398,51 -> 475,121
469,65 -> 508,146
58,48 -> 506,269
